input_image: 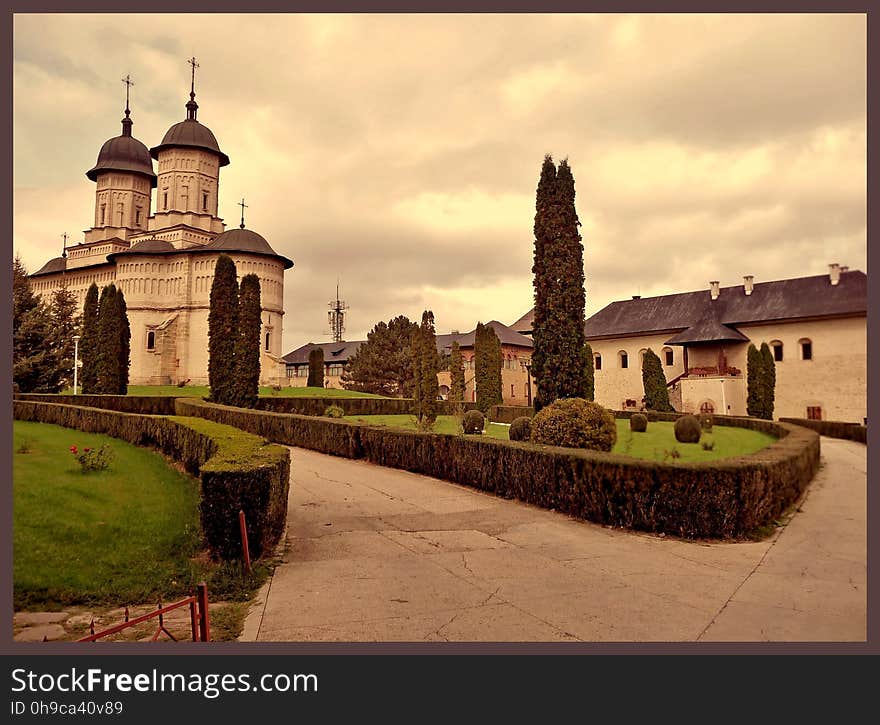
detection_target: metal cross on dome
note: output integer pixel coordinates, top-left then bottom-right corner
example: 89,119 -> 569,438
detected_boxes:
121,74 -> 134,112
188,56 -> 199,94
238,198 -> 248,229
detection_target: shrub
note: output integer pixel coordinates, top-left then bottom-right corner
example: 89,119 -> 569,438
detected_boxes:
324,405 -> 345,419
700,414 -> 713,432
663,447 -> 682,462
630,413 -> 648,432
509,416 -> 532,442
674,415 -> 702,443
701,439 -> 716,451
530,398 -> 617,451
69,443 -> 113,472
177,378 -> 191,388
462,410 -> 485,434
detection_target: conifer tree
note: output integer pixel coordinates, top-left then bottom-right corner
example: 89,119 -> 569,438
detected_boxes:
531,155 -> 588,410
307,347 -> 325,388
412,310 -> 439,427
746,343 -> 764,418
235,273 -> 262,407
80,283 -> 100,394
475,322 -> 503,414
584,342 -> 595,402
760,342 -> 776,420
13,255 -> 59,393
95,284 -> 121,394
49,284 -> 82,392
342,315 -> 419,396
208,254 -> 239,405
115,287 -> 130,394
449,341 -> 465,403
641,348 -> 673,412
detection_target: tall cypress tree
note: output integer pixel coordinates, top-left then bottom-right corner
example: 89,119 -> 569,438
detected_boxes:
475,322 -> 503,414
95,284 -> 121,394
307,347 -> 325,388
584,342 -> 595,402
208,254 -> 239,405
760,342 -> 776,420
746,343 -> 764,418
449,341 -> 465,403
80,283 -> 100,394
641,348 -> 673,412
235,273 -> 262,408
115,287 -> 130,394
531,155 -> 588,410
413,310 -> 439,427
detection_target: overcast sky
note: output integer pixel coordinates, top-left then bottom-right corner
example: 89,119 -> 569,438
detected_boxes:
13,13 -> 866,350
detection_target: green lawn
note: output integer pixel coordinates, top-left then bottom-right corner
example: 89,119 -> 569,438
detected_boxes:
13,421 -> 205,610
342,415 -> 776,462
62,385 -> 387,399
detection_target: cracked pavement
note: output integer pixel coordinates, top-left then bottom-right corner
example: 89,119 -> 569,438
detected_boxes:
244,437 -> 866,642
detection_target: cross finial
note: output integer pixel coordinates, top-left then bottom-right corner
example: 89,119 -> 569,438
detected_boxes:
188,56 -> 199,97
238,198 -> 248,229
61,232 -> 68,258
121,74 -> 134,114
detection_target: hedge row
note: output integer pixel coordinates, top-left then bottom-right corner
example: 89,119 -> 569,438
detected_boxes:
175,398 -> 820,539
256,396 -> 479,417
779,417 -> 867,444
13,401 -> 289,560
488,405 -> 535,423
14,394 -> 179,415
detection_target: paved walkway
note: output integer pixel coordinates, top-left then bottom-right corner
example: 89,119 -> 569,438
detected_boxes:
244,438 -> 866,642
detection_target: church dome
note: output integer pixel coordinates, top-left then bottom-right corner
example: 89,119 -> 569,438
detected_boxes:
151,119 -> 230,166
204,227 -> 294,269
86,115 -> 157,187
126,238 -> 176,254
31,256 -> 67,276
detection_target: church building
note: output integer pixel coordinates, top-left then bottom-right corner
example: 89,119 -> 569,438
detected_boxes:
28,64 -> 292,386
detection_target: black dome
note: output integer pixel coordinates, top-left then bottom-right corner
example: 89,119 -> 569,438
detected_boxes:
31,256 -> 67,276
204,228 -> 293,269
125,239 -> 176,254
86,134 -> 157,187
150,119 -> 230,166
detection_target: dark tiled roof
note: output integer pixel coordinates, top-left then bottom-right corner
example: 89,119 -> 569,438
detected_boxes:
283,341 -> 364,365
150,119 -> 230,166
124,238 -> 176,254
435,321 -> 534,351
583,270 -> 866,340
87,134 -> 157,187
664,305 -> 750,344
204,228 -> 294,269
509,309 -> 534,334
31,256 -> 67,276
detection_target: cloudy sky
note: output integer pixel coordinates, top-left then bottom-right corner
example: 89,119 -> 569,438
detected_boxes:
13,13 -> 866,350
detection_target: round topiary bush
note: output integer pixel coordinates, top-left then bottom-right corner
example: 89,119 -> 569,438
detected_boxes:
462,409 -> 485,434
529,398 -> 617,451
509,416 -> 532,442
674,414 -> 702,443
700,414 -> 713,432
324,405 -> 345,419
630,413 -> 648,432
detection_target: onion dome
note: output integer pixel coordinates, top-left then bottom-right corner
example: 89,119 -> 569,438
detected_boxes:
31,256 -> 68,276
86,103 -> 157,187
150,83 -> 229,166
203,227 -> 293,269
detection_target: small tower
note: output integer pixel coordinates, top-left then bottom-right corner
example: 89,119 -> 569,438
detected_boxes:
328,283 -> 347,343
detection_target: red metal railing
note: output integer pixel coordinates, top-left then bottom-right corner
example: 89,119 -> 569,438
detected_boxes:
77,582 -> 210,642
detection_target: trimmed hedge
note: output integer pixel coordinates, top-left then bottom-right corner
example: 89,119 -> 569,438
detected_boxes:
674,415 -> 702,444
462,410 -> 485,434
630,413 -> 648,432
488,405 -> 535,423
13,401 -> 289,560
256,396 -> 479,417
174,398 -> 820,540
14,394 -> 179,415
779,417 -> 867,444
509,416 -> 532,442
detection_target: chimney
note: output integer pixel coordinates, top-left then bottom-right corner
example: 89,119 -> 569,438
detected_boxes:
829,263 -> 840,286
632,295 -> 641,300
709,281 -> 720,300
743,275 -> 754,295
840,265 -> 849,273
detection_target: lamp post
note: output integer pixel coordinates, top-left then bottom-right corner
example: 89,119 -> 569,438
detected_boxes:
524,361 -> 532,408
72,335 -> 81,395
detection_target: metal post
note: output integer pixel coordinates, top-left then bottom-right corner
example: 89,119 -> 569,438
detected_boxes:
72,335 -> 81,394
525,362 -> 532,408
196,582 -> 210,642
239,510 -> 252,573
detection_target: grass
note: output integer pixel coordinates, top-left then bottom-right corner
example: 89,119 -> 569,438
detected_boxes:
341,415 -> 776,462
61,385 -> 388,399
13,421 -> 273,619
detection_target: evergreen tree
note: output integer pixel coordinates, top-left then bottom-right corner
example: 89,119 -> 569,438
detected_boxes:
235,273 -> 262,407
95,285 -> 121,394
80,283 -> 100,394
412,310 -> 439,427
531,155 -> 588,411
307,347 -> 325,388
342,315 -> 419,396
475,322 -> 503,414
641,348 -> 673,412
13,255 -> 59,393
48,284 -> 82,392
115,287 -> 130,394
746,343 -> 764,418
584,342 -> 595,402
208,254 -> 239,405
449,341 -> 465,403
760,342 -> 776,420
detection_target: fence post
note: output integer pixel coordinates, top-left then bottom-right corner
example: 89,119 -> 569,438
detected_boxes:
197,582 -> 210,642
239,509 -> 252,574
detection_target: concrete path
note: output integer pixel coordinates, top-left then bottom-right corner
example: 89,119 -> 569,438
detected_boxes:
245,437 -> 866,642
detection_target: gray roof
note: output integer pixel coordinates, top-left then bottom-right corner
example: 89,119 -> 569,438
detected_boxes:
31,256 -> 67,276
204,228 -> 294,269
124,238 -> 176,254
583,270 -> 866,341
87,135 -> 157,187
664,305 -> 750,345
435,320 -> 534,351
150,119 -> 230,166
283,341 -> 364,365
509,309 -> 535,335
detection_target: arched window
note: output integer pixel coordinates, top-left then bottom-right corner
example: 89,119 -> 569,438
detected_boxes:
619,351 -> 628,369
700,400 -> 715,414
770,340 -> 783,362
662,347 -> 674,366
265,332 -> 271,351
638,348 -> 647,366
594,353 -> 602,371
146,331 -> 155,350
799,338 -> 813,361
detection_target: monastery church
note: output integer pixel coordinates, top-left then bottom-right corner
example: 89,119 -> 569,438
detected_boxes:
29,63 -> 292,386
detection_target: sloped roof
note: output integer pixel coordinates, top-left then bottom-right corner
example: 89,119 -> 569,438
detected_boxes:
664,305 -> 750,344
282,341 -> 364,365
509,309 -> 535,335
31,256 -> 67,276
435,320 -> 534,351
582,270 -> 866,340
151,118 -> 230,166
